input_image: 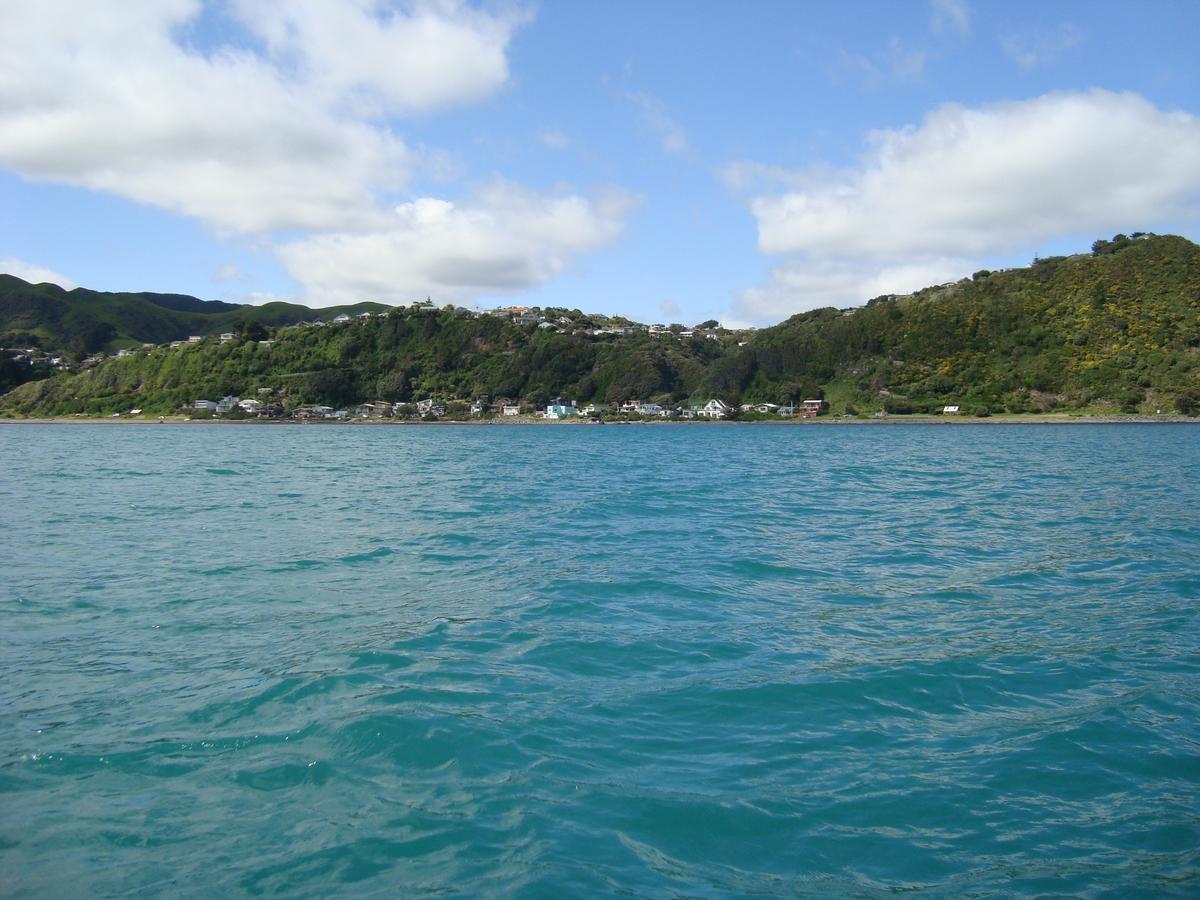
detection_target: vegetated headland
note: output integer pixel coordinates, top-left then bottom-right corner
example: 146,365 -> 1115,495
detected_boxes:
2,232 -> 1198,422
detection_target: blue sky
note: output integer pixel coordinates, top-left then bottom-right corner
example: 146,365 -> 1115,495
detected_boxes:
2,0 -> 1198,325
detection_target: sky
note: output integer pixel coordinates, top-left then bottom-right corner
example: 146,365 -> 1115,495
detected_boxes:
1,0 -> 1198,327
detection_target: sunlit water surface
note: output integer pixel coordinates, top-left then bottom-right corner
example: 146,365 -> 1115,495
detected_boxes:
1,423 -> 1198,896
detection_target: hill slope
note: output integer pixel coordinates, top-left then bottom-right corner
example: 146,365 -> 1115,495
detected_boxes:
2,234 -> 1198,417
719,234 -> 1200,414
0,275 -> 390,355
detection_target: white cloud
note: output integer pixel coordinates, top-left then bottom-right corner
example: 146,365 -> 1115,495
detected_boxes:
0,0 -> 522,235
931,0 -> 970,36
1000,23 -> 1083,71
230,0 -> 526,115
0,257 -> 77,289
735,90 -> 1200,321
539,128 -> 570,151
627,92 -> 689,155
277,182 -> 637,304
736,258 -> 971,323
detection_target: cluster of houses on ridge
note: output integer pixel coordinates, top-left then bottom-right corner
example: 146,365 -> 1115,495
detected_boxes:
187,395 -> 835,421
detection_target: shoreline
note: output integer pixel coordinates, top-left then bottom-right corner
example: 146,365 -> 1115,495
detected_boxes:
1,414 -> 1196,426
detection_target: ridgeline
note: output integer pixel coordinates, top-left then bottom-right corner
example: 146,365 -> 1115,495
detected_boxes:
2,233 -> 1198,417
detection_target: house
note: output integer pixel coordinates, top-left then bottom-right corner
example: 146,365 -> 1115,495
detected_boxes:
216,395 -> 239,415
257,340 -> 274,348
545,399 -> 578,419
799,399 -> 827,419
943,405 -> 961,414
237,398 -> 263,414
193,400 -> 217,411
740,403 -> 778,414
170,341 -> 186,349
416,398 -> 446,417
187,335 -> 203,343
116,348 -> 133,358
620,400 -> 642,413
637,402 -> 664,416
356,402 -> 392,418
579,403 -> 607,416
469,400 -> 485,416
778,405 -> 797,417
696,399 -> 731,419
219,332 -> 236,343
502,404 -> 521,416
333,314 -> 351,324
312,405 -> 334,418
358,312 -> 373,320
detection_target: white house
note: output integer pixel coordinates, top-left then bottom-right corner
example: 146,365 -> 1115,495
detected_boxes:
943,405 -> 961,414
219,332 -> 236,343
416,398 -> 446,417
187,335 -> 203,343
216,395 -> 239,415
193,399 -> 217,411
696,399 -> 730,419
502,405 -> 521,416
238,398 -> 263,414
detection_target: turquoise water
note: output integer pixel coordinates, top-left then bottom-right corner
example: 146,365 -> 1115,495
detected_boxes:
1,423 -> 1198,896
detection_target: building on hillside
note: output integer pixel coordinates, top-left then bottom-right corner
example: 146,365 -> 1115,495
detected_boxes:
942,405 -> 961,414
219,332 -> 236,343
502,405 -> 521,416
237,398 -> 263,415
193,399 -> 217,412
216,396 -> 239,415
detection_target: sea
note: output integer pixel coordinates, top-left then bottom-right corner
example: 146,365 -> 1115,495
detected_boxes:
1,422 -> 1198,896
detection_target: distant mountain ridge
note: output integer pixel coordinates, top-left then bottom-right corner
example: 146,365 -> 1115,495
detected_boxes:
0,274 -> 389,354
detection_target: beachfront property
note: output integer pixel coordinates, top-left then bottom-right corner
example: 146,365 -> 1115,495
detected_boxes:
741,402 -> 779,414
216,395 -> 239,415
356,402 -> 392,418
696,399 -> 731,419
799,399 -> 828,418
193,399 -> 217,411
502,405 -> 521,416
237,398 -> 263,414
943,405 -> 961,414
545,399 -> 578,419
416,398 -> 447,417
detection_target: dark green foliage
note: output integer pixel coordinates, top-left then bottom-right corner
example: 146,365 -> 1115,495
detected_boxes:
2,235 -> 1199,417
0,274 -> 389,354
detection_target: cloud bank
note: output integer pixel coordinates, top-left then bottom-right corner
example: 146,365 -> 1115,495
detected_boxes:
0,1 -> 634,304
735,90 -> 1200,321
278,182 -> 637,304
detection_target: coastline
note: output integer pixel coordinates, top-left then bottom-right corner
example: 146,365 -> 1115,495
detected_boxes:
2,413 -> 1196,426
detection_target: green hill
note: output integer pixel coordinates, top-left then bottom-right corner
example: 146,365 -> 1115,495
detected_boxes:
2,234 -> 1198,417
721,233 -> 1200,414
0,275 -> 390,356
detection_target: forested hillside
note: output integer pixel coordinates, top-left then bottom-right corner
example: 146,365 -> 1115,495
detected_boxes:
0,275 -> 388,356
2,234 -> 1198,416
